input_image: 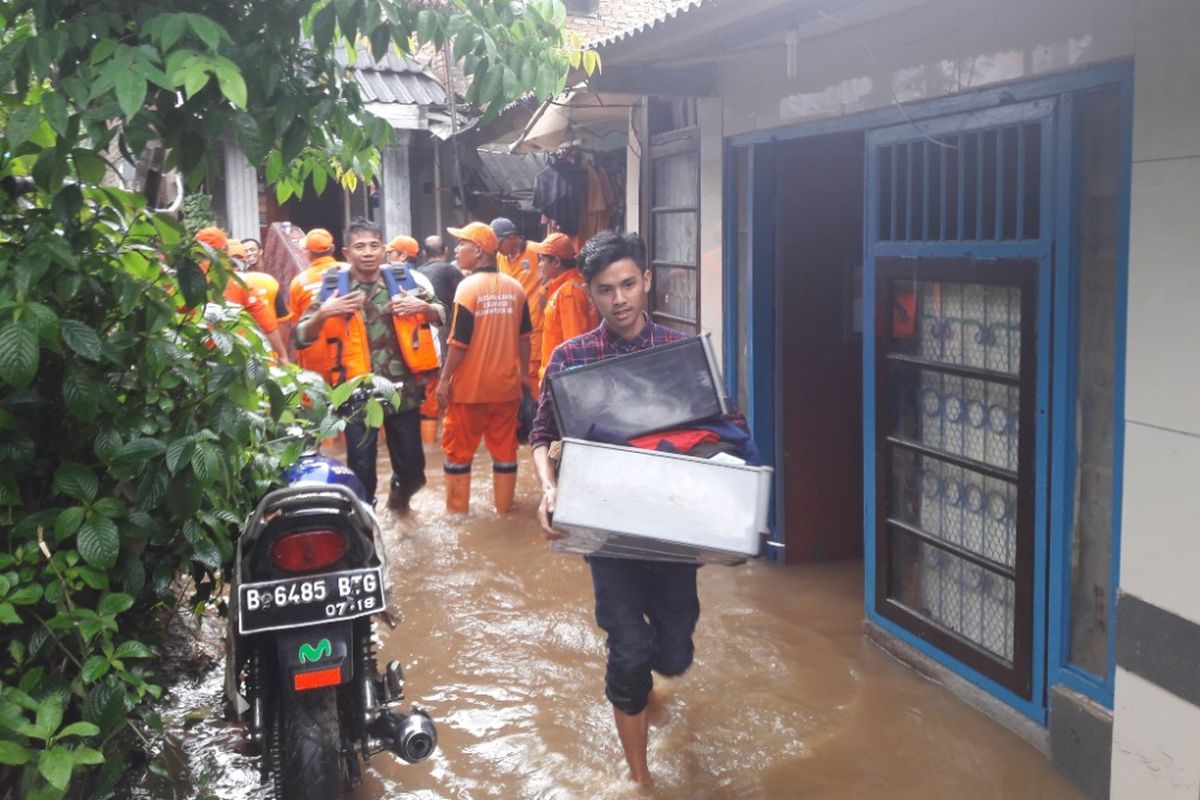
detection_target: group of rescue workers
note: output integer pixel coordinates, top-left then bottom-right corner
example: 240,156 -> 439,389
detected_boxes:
195,219 -> 702,788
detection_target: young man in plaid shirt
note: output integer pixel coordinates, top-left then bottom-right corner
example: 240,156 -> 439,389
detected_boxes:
529,231 -> 696,788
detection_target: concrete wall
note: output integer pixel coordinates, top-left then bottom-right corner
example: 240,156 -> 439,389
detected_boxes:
1111,0 -> 1200,796
649,0 -> 1200,796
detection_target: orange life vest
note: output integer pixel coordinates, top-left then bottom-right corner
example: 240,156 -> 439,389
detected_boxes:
311,265 -> 439,386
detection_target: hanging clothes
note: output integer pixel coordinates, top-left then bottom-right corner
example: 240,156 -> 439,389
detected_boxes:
578,163 -> 612,244
532,158 -> 588,235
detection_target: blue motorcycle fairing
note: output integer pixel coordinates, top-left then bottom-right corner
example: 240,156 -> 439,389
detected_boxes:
285,454 -> 368,502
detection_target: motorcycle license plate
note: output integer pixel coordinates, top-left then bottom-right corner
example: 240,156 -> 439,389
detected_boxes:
237,567 -> 385,635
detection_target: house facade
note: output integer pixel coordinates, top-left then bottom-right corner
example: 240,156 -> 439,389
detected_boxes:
582,0 -> 1200,797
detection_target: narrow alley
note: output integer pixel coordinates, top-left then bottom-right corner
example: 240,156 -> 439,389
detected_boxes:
148,445 -> 1084,800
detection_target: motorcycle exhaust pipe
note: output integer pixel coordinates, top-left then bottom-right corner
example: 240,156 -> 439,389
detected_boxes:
371,707 -> 438,763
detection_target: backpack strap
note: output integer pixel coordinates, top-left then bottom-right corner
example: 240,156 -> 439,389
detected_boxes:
383,264 -> 420,296
318,266 -> 350,302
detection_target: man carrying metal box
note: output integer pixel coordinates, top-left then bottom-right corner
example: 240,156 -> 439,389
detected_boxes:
529,231 -> 702,788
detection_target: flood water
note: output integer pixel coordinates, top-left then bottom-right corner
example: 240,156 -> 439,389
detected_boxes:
140,444 -> 1083,800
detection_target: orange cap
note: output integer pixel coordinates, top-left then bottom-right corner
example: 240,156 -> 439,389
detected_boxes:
304,228 -> 334,253
447,221 -> 498,255
227,240 -> 247,259
528,232 -> 577,260
195,227 -> 228,251
387,235 -> 420,258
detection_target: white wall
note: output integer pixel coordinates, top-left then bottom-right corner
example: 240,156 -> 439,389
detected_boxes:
663,0 -> 1200,795
1112,0 -> 1200,795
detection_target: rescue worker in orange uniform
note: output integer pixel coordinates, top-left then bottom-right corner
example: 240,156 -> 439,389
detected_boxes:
491,217 -> 545,387
386,235 -> 420,264
292,220 -> 445,509
387,233 -> 442,443
194,227 -> 289,363
285,229 -> 343,376
437,222 -> 532,514
530,232 -> 599,389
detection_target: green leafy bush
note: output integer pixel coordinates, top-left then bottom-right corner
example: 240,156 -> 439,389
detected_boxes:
0,180 -> 338,798
0,1 -> 582,795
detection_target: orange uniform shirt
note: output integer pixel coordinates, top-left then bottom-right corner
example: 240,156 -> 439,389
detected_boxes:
539,268 -> 598,385
497,244 -> 545,372
447,267 -> 530,404
241,271 -> 285,322
287,256 -> 342,375
223,276 -> 277,334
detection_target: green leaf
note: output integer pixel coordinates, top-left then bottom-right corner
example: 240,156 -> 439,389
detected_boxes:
165,436 -> 195,475
54,463 -> 98,503
0,320 -> 39,388
114,70 -> 146,119
0,603 -> 19,625
38,745 -> 73,791
42,92 -> 70,137
57,721 -> 100,739
177,260 -> 208,307
63,368 -> 99,421
0,475 -> 19,506
212,57 -> 247,109
36,696 -> 63,740
81,656 -> 111,682
92,497 -> 123,518
191,441 -> 220,485
187,13 -> 227,51
94,429 -> 122,462
7,583 -> 43,605
77,516 -> 119,569
118,437 -> 166,461
191,537 -> 222,572
72,746 -> 104,766
82,684 -> 125,734
113,640 -> 152,659
183,61 -> 210,98
60,319 -> 102,361
0,740 -> 30,765
6,105 -> 43,148
365,397 -> 384,427
72,149 -> 109,184
98,593 -> 134,617
158,13 -> 189,49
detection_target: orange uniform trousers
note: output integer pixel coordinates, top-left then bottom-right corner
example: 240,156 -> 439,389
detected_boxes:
441,400 -> 520,473
421,374 -> 441,420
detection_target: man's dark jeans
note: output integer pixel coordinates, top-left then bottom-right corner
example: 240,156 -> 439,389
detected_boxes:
344,408 -> 426,505
589,556 -> 701,716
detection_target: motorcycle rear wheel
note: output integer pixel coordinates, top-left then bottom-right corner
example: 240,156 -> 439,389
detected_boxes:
277,688 -> 345,799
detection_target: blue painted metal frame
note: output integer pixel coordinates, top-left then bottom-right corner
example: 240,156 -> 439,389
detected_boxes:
863,99 -> 1057,723
1044,68 -> 1133,710
720,62 -> 1134,699
722,139 -> 739,404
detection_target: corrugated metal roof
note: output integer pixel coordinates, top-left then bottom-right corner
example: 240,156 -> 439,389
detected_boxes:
335,44 -> 446,106
589,0 -> 712,50
474,149 -> 548,209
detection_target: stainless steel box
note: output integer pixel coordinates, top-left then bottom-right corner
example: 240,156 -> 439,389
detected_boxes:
551,438 -> 772,565
547,332 -> 727,441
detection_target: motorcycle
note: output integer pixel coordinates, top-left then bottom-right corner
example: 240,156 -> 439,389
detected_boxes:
224,452 -> 437,798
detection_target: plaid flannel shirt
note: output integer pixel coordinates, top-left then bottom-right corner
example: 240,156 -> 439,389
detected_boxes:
528,317 -> 687,450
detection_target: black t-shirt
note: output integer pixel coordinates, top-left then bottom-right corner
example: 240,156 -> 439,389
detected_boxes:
417,260 -> 464,349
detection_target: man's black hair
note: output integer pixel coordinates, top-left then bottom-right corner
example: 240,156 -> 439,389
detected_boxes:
241,237 -> 261,247
560,257 -> 577,270
580,231 -> 646,283
344,218 -> 383,244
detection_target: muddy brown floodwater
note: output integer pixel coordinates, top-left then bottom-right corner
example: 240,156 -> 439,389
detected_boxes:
141,444 -> 1084,800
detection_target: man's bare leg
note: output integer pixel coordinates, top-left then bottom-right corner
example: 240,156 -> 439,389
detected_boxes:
613,705 -> 652,785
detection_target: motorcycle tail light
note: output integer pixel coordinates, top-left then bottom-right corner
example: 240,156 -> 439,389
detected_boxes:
270,529 -> 348,573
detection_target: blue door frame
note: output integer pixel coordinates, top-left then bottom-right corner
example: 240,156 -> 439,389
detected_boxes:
724,62 -> 1132,719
